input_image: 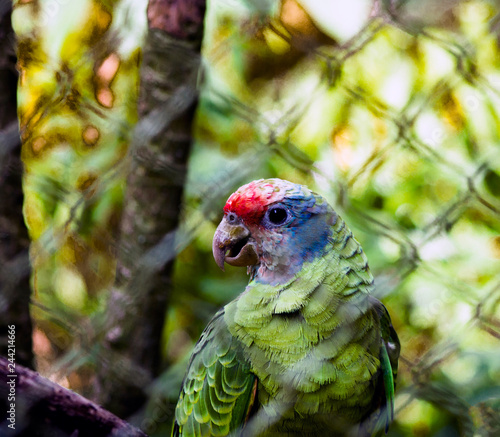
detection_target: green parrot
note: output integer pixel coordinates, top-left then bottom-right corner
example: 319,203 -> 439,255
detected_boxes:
172,178 -> 400,436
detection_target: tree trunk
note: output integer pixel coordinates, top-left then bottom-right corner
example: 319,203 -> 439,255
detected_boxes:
97,0 -> 206,418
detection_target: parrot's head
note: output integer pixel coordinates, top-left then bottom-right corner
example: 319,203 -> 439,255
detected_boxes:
213,178 -> 336,284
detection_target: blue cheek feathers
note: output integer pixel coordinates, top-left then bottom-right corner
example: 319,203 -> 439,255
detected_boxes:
250,188 -> 336,285
281,195 -> 334,263
287,214 -> 333,263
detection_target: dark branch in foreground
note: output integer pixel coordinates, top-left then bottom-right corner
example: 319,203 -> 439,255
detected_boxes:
0,357 -> 148,437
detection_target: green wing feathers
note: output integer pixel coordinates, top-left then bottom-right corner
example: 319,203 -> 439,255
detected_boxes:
173,310 -> 257,437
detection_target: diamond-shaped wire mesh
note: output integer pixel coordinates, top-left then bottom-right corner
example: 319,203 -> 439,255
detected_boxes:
2,0 -> 499,436
177,1 -> 500,435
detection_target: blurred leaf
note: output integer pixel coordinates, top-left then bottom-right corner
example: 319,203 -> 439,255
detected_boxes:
484,169 -> 500,198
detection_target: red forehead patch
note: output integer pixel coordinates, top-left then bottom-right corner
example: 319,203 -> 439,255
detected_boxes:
224,180 -> 286,225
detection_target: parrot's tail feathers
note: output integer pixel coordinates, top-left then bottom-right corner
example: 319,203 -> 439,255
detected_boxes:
380,341 -> 395,433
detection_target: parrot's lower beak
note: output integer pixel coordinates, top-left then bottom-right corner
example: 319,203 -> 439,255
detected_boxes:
212,218 -> 259,271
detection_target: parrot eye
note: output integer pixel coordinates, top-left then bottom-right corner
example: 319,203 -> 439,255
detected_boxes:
226,212 -> 238,224
267,206 -> 289,226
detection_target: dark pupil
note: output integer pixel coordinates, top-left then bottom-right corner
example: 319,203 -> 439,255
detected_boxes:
269,207 -> 287,225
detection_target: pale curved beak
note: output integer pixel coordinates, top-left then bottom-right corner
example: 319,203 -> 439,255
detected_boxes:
212,218 -> 259,271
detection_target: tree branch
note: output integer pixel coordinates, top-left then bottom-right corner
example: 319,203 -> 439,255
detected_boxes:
0,356 -> 147,437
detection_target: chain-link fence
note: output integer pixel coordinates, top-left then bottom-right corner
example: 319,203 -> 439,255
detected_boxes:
1,0 -> 500,436
162,1 -> 500,435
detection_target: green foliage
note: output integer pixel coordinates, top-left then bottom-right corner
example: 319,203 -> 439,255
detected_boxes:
13,0 -> 146,314
11,0 -> 499,435
166,1 -> 500,435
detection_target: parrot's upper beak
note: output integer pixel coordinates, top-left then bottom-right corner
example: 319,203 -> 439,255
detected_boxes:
212,217 -> 259,271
